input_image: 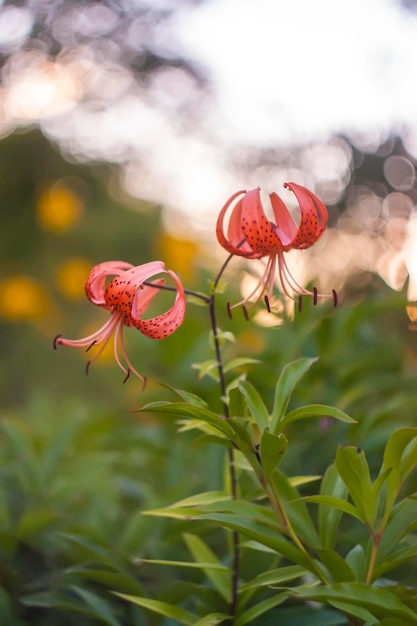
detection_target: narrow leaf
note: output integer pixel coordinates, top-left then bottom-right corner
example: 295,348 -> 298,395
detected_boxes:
299,495 -> 364,523
289,582 -> 417,624
114,594 -> 196,625
336,446 -> 377,526
259,430 -> 287,479
318,464 -> 349,550
224,358 -> 260,373
183,533 -> 231,602
280,404 -> 356,429
271,357 -> 318,432
238,380 -> 270,429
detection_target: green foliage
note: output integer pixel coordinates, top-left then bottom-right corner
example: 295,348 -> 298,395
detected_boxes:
2,130 -> 417,623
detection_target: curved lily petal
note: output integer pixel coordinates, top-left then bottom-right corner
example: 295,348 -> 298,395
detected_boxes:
132,269 -> 186,339
103,261 -> 167,323
216,190 -> 261,258
240,188 -> 283,255
86,261 -> 134,306
283,182 -> 328,249
269,191 -> 298,248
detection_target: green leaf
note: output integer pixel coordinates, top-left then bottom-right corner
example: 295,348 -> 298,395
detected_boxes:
191,360 -> 220,381
23,590 -> 121,625
194,512 -> 313,571
238,380 -> 270,429
224,358 -> 260,373
157,383 -> 209,408
0,588 -> 19,626
71,586 -> 121,626
16,508 -> 60,539
299,495 -> 364,523
140,559 -> 229,570
377,498 -> 417,563
280,404 -> 356,429
328,599 -> 379,624
374,542 -> 417,579
136,402 -> 236,439
272,471 -> 320,545
318,464 -> 349,550
345,544 -> 366,581
113,594 -> 196,625
335,446 -> 377,526
235,592 -> 289,625
289,582 -> 417,624
316,548 -> 355,583
289,475 -> 321,488
194,614 -> 229,626
183,533 -> 231,602
165,491 -> 231,509
259,430 -> 287,479
65,568 -> 145,596
240,564 -> 307,592
382,428 -> 417,512
271,357 -> 318,432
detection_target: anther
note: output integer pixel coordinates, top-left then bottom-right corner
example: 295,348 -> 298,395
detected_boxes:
86,340 -> 97,353
141,376 -> 147,392
242,305 -> 249,321
313,287 -> 318,306
332,289 -> 338,307
298,296 -> 303,313
226,301 -> 233,319
264,295 -> 271,313
53,334 -> 62,350
123,369 -> 131,384
85,361 -> 91,376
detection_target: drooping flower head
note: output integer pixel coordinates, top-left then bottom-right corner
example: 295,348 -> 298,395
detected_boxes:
54,260 -> 186,385
216,182 -> 335,309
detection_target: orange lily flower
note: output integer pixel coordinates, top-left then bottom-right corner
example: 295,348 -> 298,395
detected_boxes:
54,260 -> 186,385
216,182 -> 334,308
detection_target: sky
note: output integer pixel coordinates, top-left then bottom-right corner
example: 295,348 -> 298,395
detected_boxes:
174,0 -> 417,147
1,0 -> 417,227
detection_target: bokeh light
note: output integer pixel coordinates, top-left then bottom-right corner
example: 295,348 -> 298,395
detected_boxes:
37,180 -> 84,232
0,275 -> 48,321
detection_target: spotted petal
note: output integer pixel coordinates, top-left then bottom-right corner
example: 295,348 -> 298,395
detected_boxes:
132,269 -> 186,339
216,190 -> 261,258
86,261 -> 134,307
283,182 -> 328,249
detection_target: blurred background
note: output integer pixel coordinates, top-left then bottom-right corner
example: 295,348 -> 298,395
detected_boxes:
1,0 -> 417,408
2,2 -> 417,622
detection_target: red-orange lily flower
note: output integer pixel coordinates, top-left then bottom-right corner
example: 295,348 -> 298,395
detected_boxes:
54,260 -> 186,385
216,182 -> 334,308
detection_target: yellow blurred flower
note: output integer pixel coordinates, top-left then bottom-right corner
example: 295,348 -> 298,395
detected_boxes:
157,232 -> 197,281
0,275 -> 48,320
56,258 -> 91,299
37,180 -> 83,232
